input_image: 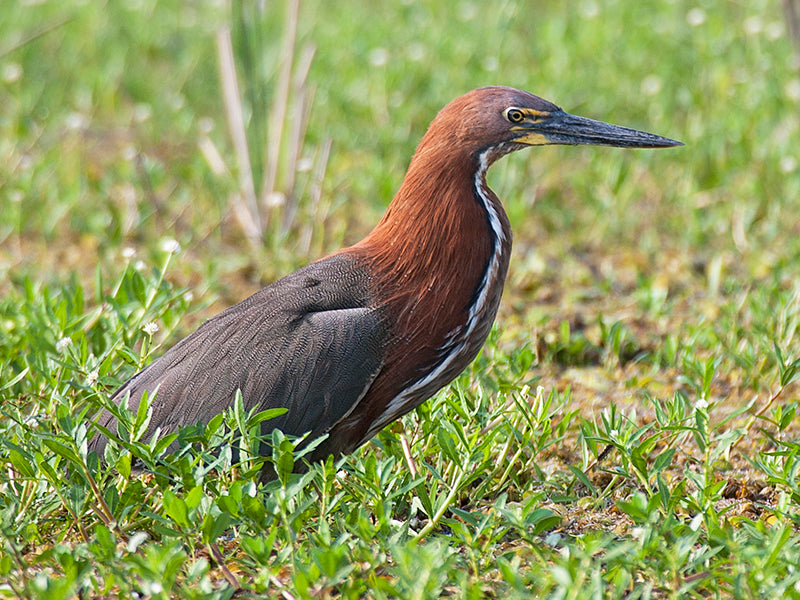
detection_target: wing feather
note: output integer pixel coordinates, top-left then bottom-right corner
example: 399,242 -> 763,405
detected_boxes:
90,254 -> 386,456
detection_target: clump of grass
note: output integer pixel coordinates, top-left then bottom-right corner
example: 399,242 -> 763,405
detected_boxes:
2,241 -> 800,597
204,0 -> 333,258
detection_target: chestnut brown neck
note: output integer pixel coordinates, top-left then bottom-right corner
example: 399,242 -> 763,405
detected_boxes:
338,127 -> 512,444
358,135 -> 510,324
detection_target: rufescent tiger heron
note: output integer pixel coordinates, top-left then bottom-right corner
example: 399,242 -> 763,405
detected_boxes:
89,86 -> 681,476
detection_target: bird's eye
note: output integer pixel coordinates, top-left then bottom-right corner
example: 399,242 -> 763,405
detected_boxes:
505,108 -> 525,124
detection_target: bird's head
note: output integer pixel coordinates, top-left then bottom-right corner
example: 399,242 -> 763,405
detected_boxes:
425,86 -> 682,163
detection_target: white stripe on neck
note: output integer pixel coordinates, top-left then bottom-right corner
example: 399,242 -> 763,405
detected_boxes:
365,147 -> 506,438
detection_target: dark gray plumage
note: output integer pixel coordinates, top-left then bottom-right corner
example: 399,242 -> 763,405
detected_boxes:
90,253 -> 387,460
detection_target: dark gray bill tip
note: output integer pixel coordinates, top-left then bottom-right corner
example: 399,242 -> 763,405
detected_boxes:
619,131 -> 684,149
547,112 -> 683,149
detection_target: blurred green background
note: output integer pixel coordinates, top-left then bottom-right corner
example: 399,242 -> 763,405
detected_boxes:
3,0 -> 797,297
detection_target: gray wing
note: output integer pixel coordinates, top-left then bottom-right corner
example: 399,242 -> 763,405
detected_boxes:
90,253 -> 386,455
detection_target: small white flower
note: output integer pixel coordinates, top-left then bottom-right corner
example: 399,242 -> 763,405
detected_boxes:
743,16 -> 763,36
198,117 -> 215,134
695,397 -> 709,410
785,79 -> 800,102
142,322 -> 159,336
580,1 -> 599,19
184,290 -> 194,302
296,157 -> 313,172
56,337 -> 72,352
86,370 -> 99,386
64,112 -> 88,131
765,21 -> 783,40
641,75 -> 662,96
458,2 -> 477,21
368,48 -> 389,67
780,156 -> 797,174
407,42 -> 426,62
127,531 -> 149,552
686,8 -> 706,27
122,145 -> 138,161
265,192 -> 286,208
122,247 -> 136,260
2,62 -> 22,83
160,238 -> 181,254
134,260 -> 147,272
169,92 -> 185,111
133,103 -> 152,123
609,429 -> 619,438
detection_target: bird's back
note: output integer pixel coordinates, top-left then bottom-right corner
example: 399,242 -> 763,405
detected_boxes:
89,252 -> 388,458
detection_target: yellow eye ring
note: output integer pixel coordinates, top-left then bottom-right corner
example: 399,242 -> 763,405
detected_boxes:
505,108 -> 525,123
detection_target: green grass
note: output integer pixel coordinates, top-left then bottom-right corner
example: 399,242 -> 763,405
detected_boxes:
2,0 -> 800,597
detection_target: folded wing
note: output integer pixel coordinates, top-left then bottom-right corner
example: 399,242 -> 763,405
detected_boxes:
90,253 -> 386,457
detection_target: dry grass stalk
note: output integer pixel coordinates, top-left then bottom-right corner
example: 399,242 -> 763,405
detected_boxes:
208,0 -> 331,252
215,26 -> 262,247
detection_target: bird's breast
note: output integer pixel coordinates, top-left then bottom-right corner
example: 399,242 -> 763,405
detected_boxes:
324,211 -> 512,451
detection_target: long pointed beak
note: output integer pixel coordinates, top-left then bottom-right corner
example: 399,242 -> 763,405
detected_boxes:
519,111 -> 682,148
